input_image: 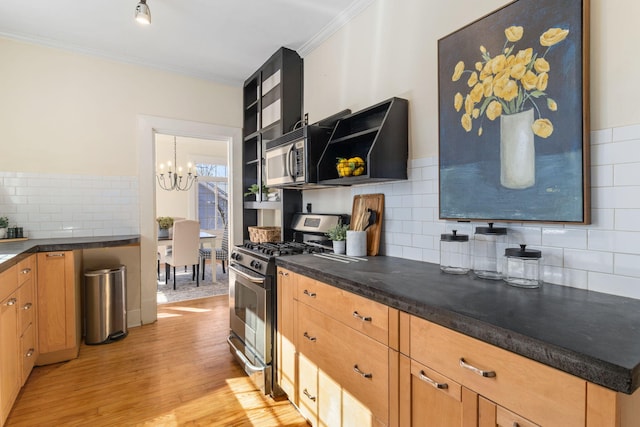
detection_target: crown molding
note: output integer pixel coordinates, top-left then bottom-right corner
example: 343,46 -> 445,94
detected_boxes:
297,0 -> 375,58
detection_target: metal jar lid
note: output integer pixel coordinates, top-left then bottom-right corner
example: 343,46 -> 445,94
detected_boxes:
505,244 -> 542,259
475,222 -> 507,235
441,230 -> 469,242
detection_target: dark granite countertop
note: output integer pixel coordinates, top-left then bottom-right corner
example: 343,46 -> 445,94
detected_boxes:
0,235 -> 140,273
276,254 -> 640,394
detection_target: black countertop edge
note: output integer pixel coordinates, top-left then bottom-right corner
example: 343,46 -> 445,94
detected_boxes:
0,235 -> 140,274
275,256 -> 638,394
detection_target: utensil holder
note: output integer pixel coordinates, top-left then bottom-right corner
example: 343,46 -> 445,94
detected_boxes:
346,230 -> 367,257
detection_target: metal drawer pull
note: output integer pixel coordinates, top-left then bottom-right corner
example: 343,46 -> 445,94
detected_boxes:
46,253 -> 65,258
23,302 -> 32,310
21,268 -> 31,274
353,364 -> 373,379
303,289 -> 316,298
303,388 -> 316,402
419,370 -> 449,389
352,311 -> 372,322
459,358 -> 496,378
303,332 -> 316,342
6,298 -> 17,306
26,348 -> 35,358
278,271 -> 289,276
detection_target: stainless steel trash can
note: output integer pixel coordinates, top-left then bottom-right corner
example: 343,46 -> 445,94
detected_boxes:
83,265 -> 128,345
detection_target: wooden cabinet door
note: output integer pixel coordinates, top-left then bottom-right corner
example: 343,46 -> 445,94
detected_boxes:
298,353 -> 319,426
400,355 -> 464,427
37,252 -> 76,354
276,268 -> 297,400
1,290 -> 20,425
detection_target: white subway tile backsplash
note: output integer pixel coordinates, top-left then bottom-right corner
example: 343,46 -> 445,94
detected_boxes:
591,165 -> 613,187
0,172 -> 139,239
542,228 -> 587,249
615,253 -> 640,278
615,210 -> 640,231
590,128 -> 612,145
614,163 -> 640,186
356,123 -> 640,299
589,272 -> 640,300
612,124 -> 640,142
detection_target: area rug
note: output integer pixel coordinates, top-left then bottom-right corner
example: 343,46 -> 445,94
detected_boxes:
157,263 -> 228,304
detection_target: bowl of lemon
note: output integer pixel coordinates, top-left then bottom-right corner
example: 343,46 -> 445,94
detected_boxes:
336,157 -> 365,178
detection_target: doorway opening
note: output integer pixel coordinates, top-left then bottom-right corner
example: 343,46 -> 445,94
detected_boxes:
155,134 -> 230,304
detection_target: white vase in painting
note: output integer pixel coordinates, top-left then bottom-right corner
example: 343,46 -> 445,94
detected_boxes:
500,108 -> 535,189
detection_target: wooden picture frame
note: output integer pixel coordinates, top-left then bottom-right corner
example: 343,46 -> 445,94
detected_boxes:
438,0 -> 590,224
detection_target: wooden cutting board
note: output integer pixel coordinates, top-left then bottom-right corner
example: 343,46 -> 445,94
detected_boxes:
351,193 -> 384,256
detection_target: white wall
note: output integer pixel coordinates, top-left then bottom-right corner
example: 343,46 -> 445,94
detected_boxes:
0,37 -> 242,325
302,0 -> 640,300
155,134 -> 228,221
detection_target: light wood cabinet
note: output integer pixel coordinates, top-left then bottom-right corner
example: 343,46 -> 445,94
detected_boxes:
36,250 -> 82,365
406,314 -> 585,426
0,266 -> 20,427
276,268 -> 297,401
276,267 -> 395,427
17,255 -> 37,385
0,255 -> 38,427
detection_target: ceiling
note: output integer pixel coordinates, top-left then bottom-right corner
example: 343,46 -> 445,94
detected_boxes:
0,0 -> 372,86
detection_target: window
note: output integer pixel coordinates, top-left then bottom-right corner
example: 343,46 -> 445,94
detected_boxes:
196,163 -> 228,230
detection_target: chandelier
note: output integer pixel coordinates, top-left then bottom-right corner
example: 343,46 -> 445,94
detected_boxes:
156,137 -> 198,191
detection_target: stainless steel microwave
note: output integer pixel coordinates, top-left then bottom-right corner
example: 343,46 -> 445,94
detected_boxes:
264,124 -> 332,187
265,110 -> 350,188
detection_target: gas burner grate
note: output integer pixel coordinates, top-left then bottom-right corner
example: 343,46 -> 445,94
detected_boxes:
241,241 -> 328,256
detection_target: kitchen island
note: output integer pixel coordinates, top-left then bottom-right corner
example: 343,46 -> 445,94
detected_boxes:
276,254 -> 640,395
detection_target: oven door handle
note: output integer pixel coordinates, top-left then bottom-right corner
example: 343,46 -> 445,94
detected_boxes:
227,335 -> 265,373
229,265 -> 266,284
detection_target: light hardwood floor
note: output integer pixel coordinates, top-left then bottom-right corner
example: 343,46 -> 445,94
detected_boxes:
6,295 -> 308,426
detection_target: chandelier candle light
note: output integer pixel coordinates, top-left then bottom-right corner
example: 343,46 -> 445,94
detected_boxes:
156,137 -> 198,191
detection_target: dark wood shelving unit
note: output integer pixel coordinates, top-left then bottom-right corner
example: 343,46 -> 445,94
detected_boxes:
317,97 -> 409,186
241,47 -> 303,241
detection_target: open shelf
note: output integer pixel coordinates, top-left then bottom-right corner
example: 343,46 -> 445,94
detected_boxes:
317,97 -> 408,185
241,47 -> 303,241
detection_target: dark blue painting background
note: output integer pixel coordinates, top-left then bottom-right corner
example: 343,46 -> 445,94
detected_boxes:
438,0 -> 586,222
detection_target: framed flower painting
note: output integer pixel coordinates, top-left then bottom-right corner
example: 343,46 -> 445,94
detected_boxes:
438,0 -> 590,224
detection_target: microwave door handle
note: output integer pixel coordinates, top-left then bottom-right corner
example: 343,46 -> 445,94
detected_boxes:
287,144 -> 296,181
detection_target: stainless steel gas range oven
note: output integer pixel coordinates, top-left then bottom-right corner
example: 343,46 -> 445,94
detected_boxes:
227,213 -> 348,396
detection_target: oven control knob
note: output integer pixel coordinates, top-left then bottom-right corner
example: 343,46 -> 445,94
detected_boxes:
232,253 -> 242,261
250,260 -> 262,270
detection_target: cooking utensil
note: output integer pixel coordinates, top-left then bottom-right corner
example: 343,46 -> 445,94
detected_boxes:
351,194 -> 384,256
363,209 -> 376,231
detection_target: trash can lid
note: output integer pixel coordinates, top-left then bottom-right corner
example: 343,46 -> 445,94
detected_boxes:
84,265 -> 126,276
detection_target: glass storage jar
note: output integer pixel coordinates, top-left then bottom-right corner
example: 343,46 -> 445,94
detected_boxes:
503,244 -> 542,288
473,223 -> 508,280
440,230 -> 470,274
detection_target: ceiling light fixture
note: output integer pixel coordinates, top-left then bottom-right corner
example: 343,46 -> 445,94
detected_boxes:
135,0 -> 151,25
156,137 -> 198,191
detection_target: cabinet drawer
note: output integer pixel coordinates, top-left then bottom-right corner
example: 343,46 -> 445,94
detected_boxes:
17,255 -> 35,286
18,279 -> 35,335
296,275 -> 389,345
410,316 -> 585,426
298,302 -> 389,424
20,323 -> 36,386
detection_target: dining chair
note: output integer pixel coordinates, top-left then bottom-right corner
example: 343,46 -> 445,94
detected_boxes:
200,224 -> 228,281
165,219 -> 200,290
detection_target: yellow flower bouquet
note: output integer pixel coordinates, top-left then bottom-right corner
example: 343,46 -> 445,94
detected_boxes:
451,26 -> 569,139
